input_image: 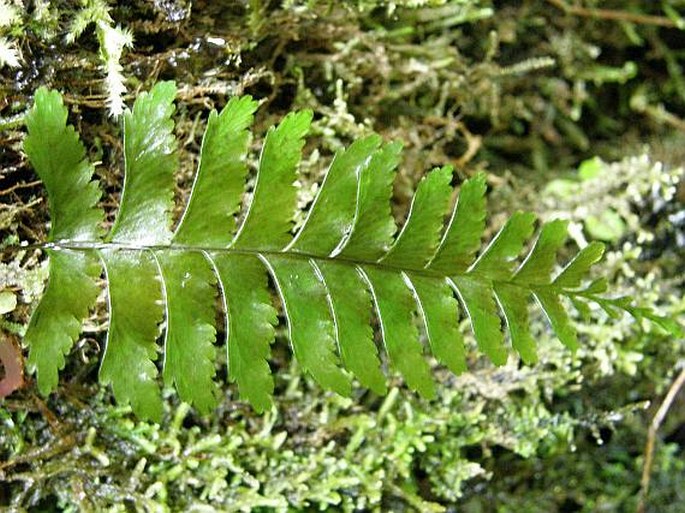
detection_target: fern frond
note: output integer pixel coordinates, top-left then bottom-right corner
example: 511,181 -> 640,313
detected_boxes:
24,88 -> 103,241
315,261 -> 386,395
174,96 -> 258,246
336,142 -> 402,260
407,274 -> 466,375
213,254 -> 277,413
157,251 -> 219,414
554,241 -> 605,288
382,165 -> 453,268
494,282 -> 537,364
288,135 -> 382,254
22,83 -> 683,419
109,81 -> 177,244
23,89 -> 103,393
264,255 -> 351,395
232,110 -> 312,249
450,276 -> 507,365
363,268 -> 436,399
25,250 -> 101,395
429,172 -> 487,273
99,249 -> 164,420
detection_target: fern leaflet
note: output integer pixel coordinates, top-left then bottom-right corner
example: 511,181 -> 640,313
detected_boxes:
21,83 -> 684,420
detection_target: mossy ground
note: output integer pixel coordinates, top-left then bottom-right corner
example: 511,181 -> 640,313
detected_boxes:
1,1 -> 684,511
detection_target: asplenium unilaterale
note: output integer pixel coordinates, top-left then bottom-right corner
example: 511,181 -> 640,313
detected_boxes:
17,81 -> 682,421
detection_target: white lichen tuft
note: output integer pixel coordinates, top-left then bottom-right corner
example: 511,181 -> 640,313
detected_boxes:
98,22 -> 134,118
0,0 -> 20,68
541,152 -> 684,247
0,0 -> 19,27
64,0 -> 134,118
0,36 -> 19,67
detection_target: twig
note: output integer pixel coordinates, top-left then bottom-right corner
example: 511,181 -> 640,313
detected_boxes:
0,180 -> 42,196
454,121 -> 482,169
0,432 -> 76,473
637,367 -> 685,513
546,0 -> 678,28
642,104 -> 685,133
0,111 -> 27,131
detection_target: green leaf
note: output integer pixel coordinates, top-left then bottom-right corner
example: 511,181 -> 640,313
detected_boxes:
407,274 -> 467,375
290,135 -> 383,255
174,96 -> 259,246
363,268 -> 435,399
639,310 -> 685,338
451,275 -> 507,366
534,288 -> 579,351
25,250 -> 101,395
233,110 -> 312,250
514,219 -> 568,285
382,166 -> 453,268
470,211 -> 536,280
157,251 -> 218,414
109,81 -> 177,244
263,255 -> 351,395
315,261 -> 386,394
495,283 -> 537,364
585,210 -> 626,242
571,296 -> 593,321
583,277 -> 609,295
23,87 -> 103,396
166,97 -> 261,411
545,179 -> 577,199
24,87 -> 103,241
429,172 -> 487,273
99,249 -> 164,421
578,156 -> 604,180
337,142 -> 402,260
0,291 -> 17,315
554,241 -> 605,288
212,254 -> 277,413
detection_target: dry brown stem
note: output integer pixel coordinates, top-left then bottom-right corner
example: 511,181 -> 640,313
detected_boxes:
546,0 -> 678,28
637,367 -> 685,513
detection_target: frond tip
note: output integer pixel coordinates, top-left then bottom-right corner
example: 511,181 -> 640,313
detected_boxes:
22,83 -> 682,419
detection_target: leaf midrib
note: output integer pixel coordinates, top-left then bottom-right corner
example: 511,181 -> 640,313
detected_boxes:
40,240 -> 565,292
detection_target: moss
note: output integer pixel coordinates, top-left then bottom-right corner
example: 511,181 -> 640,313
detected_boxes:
1,0 -> 685,511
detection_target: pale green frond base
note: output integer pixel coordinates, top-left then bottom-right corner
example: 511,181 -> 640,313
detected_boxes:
25,250 -> 101,395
